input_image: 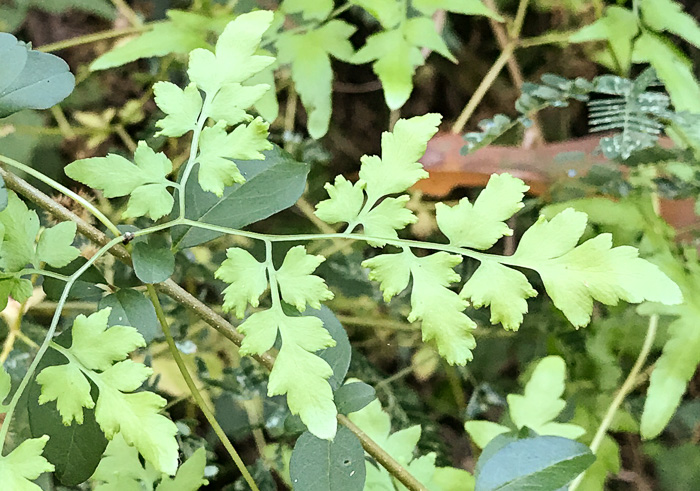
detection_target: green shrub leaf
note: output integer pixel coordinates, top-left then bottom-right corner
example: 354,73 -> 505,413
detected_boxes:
172,146 -> 309,249
289,427 -> 366,491
474,434 -> 595,491
99,289 -> 160,344
132,236 -> 175,284
0,33 -> 75,118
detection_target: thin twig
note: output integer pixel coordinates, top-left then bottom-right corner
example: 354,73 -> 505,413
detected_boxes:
569,314 -> 659,491
38,25 -> 154,53
0,167 -> 427,491
146,285 -> 260,491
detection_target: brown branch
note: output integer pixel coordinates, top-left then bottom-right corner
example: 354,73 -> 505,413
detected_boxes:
0,166 -> 427,491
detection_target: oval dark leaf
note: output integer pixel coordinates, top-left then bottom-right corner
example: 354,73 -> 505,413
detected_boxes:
171,145 -> 309,249
0,33 -> 75,118
290,427 -> 366,491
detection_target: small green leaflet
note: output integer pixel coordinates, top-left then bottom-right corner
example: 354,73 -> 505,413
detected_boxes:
349,398 -> 474,490
316,114 -> 440,246
0,191 -> 39,271
65,141 -> 175,220
460,260 -> 536,331
0,435 -> 55,490
35,309 -> 179,475
509,208 -> 683,327
187,11 -> 275,96
156,447 -> 208,491
350,0 -> 498,109
276,20 -> 356,138
281,0 -> 334,21
89,10 -> 229,71
569,6 -> 638,73
90,433 -> 157,490
465,356 -> 586,449
276,246 -> 334,311
215,248 -> 268,318
359,114 -> 439,198
0,192 -> 79,309
195,119 -> 272,196
217,246 -> 337,438
639,0 -> 700,48
436,173 -> 528,249
363,249 -> 477,365
153,82 -> 202,137
240,309 -> 338,439
91,433 -> 207,490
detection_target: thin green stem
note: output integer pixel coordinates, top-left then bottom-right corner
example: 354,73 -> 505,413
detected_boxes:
451,44 -> 515,134
38,25 -> 155,53
179,218 -> 503,263
510,0 -> 531,39
0,236 -> 124,453
145,285 -> 260,491
517,31 -> 576,49
264,241 -> 283,312
17,269 -> 70,282
178,94 -> 214,219
569,314 -> 659,491
1,167 -> 425,491
0,155 -> 121,237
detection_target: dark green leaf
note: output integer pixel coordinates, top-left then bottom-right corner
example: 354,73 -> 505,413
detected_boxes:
43,257 -> 106,302
27,331 -> 108,486
171,145 -> 309,249
0,33 -> 75,118
475,434 -> 595,491
99,289 -> 160,343
289,427 -> 366,491
132,235 -> 175,284
304,306 -> 351,390
334,382 -> 376,414
285,413 -> 308,434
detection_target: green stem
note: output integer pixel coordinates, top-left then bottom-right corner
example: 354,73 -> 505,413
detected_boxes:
0,167 -> 438,491
145,285 -> 260,491
510,0 -> 531,39
0,155 -> 121,237
38,25 -> 155,53
569,314 -> 659,491
17,269 -> 70,282
177,94 -> 214,219
451,44 -> 515,134
0,236 -> 124,453
264,240 -> 283,312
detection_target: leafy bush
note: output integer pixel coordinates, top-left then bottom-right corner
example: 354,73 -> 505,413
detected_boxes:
1,1 -> 699,490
